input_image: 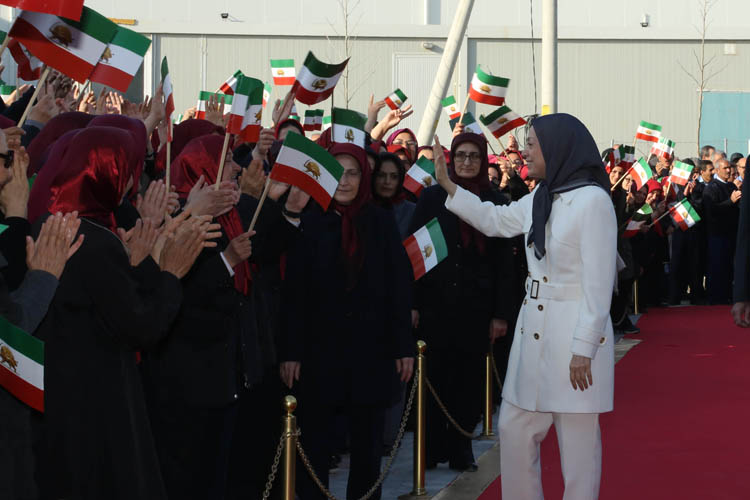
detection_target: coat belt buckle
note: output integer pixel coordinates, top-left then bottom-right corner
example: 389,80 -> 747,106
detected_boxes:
530,279 -> 540,300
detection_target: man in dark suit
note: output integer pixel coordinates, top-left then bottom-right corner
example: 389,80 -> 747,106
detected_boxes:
733,163 -> 749,327
704,159 -> 741,304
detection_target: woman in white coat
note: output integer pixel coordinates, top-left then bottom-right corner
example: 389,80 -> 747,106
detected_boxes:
433,113 -> 617,500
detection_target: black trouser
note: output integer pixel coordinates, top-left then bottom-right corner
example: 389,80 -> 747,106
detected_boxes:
688,226 -> 707,303
668,229 -> 690,304
707,234 -> 735,304
296,403 -> 385,500
425,348 -> 484,464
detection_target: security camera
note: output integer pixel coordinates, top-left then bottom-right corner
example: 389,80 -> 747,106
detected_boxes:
640,14 -> 649,27
220,12 -> 229,19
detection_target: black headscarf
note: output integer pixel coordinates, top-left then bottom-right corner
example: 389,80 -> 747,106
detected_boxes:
528,113 -> 610,260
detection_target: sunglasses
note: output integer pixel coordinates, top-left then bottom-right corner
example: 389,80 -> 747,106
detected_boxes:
0,149 -> 14,169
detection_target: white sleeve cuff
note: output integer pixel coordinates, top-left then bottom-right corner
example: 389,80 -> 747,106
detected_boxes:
220,252 -> 236,277
570,338 -> 599,360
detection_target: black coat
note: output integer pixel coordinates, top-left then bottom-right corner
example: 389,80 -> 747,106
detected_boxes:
735,177 -> 750,302
704,179 -> 739,237
0,215 -> 30,290
409,185 -> 518,353
279,203 -> 413,408
33,217 -> 182,500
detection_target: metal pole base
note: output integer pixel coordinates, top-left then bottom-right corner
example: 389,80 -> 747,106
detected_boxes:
398,490 -> 430,499
478,431 -> 496,441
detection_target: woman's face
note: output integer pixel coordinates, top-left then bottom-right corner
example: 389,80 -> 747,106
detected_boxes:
374,161 -> 400,199
523,127 -> 546,179
278,124 -> 300,142
222,148 -> 241,183
392,132 -> 417,160
334,154 -> 361,205
417,148 -> 434,161
453,141 -> 482,179
609,166 -> 625,186
621,174 -> 633,192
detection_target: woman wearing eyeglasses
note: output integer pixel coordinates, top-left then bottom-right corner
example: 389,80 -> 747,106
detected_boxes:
409,132 -> 517,471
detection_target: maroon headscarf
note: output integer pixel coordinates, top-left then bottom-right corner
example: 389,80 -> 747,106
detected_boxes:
27,130 -> 80,224
171,135 -> 251,295
0,115 -> 13,128
386,143 -> 413,164
274,119 -> 305,139
449,133 -> 491,254
47,127 -> 135,232
155,118 -> 224,174
87,115 -> 147,197
385,127 -> 418,160
27,112 -> 94,176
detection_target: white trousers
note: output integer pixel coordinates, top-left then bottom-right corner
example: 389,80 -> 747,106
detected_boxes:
498,401 -> 602,500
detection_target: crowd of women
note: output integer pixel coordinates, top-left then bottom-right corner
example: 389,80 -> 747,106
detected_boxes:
0,69 -> 744,500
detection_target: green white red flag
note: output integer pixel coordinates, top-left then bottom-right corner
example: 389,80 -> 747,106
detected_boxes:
668,199 -> 701,231
0,0 -> 84,21
450,112 -> 482,135
8,39 -> 43,81
636,120 -> 662,142
604,148 -> 620,170
623,204 -> 653,238
332,107 -> 366,148
196,91 -> 233,120
161,57 -> 174,141
9,7 -> 118,82
89,25 -> 151,93
469,65 -> 509,106
403,218 -> 448,280
403,156 -> 436,196
441,95 -> 460,120
0,316 -> 44,412
322,115 -> 332,131
218,70 -> 244,95
669,160 -> 693,186
269,131 -> 344,209
304,109 -> 324,131
384,88 -> 407,110
650,137 -> 675,161
619,145 -> 635,168
262,81 -> 272,108
0,84 -> 15,99
270,59 -> 295,85
226,75 -> 264,143
479,105 -> 526,138
630,158 -> 653,190
293,51 -> 349,105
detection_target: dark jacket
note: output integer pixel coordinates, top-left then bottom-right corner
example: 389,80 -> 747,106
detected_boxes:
734,178 -> 749,302
704,178 -> 739,237
34,217 -> 182,500
409,185 -> 518,353
279,203 -> 413,408
0,215 -> 31,290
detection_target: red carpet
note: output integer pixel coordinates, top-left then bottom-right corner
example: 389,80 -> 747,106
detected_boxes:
479,306 -> 750,499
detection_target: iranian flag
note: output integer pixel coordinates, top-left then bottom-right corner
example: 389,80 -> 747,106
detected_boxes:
619,145 -> 636,168
449,112 -> 482,135
0,0 -> 84,20
289,103 -> 300,122
218,70 -> 244,95
8,39 -> 43,81
270,59 -> 295,85
269,131 -> 344,210
480,105 -> 526,138
304,109 -> 324,131
0,84 -> 15,100
622,204 -> 653,238
9,7 -> 118,82
161,57 -> 174,141
669,160 -> 693,186
262,81 -> 272,108
636,120 -> 662,142
89,26 -> 151,93
0,317 -> 44,412
469,65 -> 509,106
669,199 -> 701,231
650,137 -> 675,161
196,91 -> 233,119
403,156 -> 436,196
226,75 -> 264,143
332,107 -> 366,148
384,88 -> 407,110
322,115 -> 332,131
293,51 -> 349,105
442,95 -> 460,119
603,148 -> 620,169
629,158 -> 653,190
403,218 -> 448,280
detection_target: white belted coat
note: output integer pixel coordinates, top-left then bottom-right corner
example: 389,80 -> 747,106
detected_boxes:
445,185 -> 617,413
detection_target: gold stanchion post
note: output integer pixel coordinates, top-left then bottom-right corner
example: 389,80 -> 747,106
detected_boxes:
481,351 -> 495,439
282,396 -> 297,500
633,279 -> 640,315
400,340 -> 429,499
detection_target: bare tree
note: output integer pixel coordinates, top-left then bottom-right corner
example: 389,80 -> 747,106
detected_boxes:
678,0 -> 726,155
326,0 -> 373,107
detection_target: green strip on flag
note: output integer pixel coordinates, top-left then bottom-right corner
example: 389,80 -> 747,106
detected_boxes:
270,59 -> 294,68
301,51 -> 349,78
60,6 -> 119,44
425,218 -> 449,262
474,65 -> 510,87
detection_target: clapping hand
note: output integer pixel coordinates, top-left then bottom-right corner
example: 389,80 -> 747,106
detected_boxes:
117,219 -> 159,266
158,213 -> 222,279
204,93 -> 226,127
0,146 -> 30,218
185,175 -> 239,217
26,212 -> 84,279
252,128 -> 275,161
136,180 -> 172,225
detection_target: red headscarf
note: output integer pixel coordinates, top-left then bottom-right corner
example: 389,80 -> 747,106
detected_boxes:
47,127 -> 135,231
27,111 -> 94,176
171,135 -> 251,295
449,132 -> 491,255
155,118 -> 224,173
386,143 -> 413,164
87,115 -> 147,198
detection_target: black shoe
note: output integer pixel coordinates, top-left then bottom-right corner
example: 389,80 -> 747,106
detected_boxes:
621,317 -> 640,335
449,460 -> 478,472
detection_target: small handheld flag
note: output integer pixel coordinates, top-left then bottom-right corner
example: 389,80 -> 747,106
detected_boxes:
469,65 -> 509,106
668,199 -> 701,231
384,88 -> 407,110
293,51 -> 349,105
636,120 -> 662,142
668,160 -> 694,187
449,112 -> 482,135
218,70 -> 244,95
332,107 -> 366,148
0,316 -> 45,412
303,109 -> 324,131
479,105 -> 526,138
403,218 -> 449,280
403,157 -> 436,196
650,137 -> 675,161
630,158 -> 654,190
270,59 -> 295,86
441,95 -> 460,120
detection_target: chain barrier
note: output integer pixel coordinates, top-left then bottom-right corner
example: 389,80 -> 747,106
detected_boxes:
425,376 -> 482,440
261,428 -> 301,499
295,367 -> 420,500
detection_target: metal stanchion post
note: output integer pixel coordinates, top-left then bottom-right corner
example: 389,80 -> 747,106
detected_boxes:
282,396 -> 297,500
399,340 -> 429,499
481,351 -> 495,439
633,278 -> 640,315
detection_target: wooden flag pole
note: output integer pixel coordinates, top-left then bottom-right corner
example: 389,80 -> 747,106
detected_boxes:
496,136 -> 509,156
17,67 -> 50,128
214,132 -> 232,190
247,177 -> 272,233
0,35 -> 10,60
457,92 -> 471,127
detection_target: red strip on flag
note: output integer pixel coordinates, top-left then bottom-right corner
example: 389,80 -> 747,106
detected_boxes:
0,364 -> 43,412
269,163 -> 334,209
0,0 -> 84,21
89,65 -> 134,93
403,235 -> 426,280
